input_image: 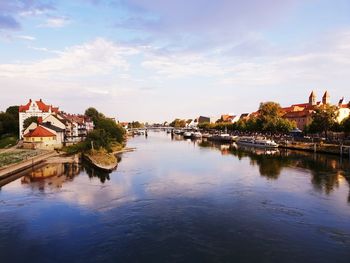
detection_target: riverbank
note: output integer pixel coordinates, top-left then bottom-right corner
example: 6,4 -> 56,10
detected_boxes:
0,150 -> 58,181
278,141 -> 350,156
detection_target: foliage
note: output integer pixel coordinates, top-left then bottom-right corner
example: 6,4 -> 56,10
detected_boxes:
198,102 -> 295,134
84,107 -> 125,149
341,117 -> 350,133
85,129 -> 112,152
128,121 -> 144,129
85,107 -> 104,121
0,111 -> 18,136
257,102 -> 295,133
23,116 -> 39,131
62,142 -> 88,155
308,105 -> 338,138
6,106 -> 19,118
0,136 -> 17,149
170,118 -> 186,128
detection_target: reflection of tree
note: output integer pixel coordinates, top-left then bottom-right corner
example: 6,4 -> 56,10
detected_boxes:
229,147 -> 291,179
83,163 -> 110,183
197,140 -> 350,202
83,155 -> 121,183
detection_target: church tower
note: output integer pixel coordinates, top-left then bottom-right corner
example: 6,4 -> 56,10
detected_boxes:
309,91 -> 316,106
322,91 -> 330,105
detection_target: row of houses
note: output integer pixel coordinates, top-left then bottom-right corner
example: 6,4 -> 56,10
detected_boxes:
185,91 -> 350,131
19,99 -> 94,149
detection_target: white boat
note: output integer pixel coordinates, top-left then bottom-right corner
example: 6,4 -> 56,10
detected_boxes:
183,132 -> 192,138
237,137 -> 279,148
208,133 -> 233,143
191,132 -> 202,139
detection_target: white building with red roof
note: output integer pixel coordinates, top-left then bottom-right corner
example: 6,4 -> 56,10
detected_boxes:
19,99 -> 60,138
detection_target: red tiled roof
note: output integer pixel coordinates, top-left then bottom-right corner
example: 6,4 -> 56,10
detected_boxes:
284,110 -> 313,118
24,126 -> 56,138
19,99 -> 59,113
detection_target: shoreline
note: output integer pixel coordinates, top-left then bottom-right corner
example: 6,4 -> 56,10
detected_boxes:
0,151 -> 58,182
277,142 -> 350,157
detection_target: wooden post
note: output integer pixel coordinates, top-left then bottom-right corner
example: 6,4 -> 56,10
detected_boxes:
314,143 -> 317,153
340,144 -> 343,157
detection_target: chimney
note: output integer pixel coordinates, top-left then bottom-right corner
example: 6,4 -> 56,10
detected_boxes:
338,97 -> 344,107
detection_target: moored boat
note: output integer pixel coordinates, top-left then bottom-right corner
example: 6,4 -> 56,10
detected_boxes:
191,132 -> 202,139
208,133 -> 234,143
237,137 -> 279,148
183,131 -> 192,138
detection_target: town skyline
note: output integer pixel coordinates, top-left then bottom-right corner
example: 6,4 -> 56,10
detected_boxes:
1,1 -> 350,122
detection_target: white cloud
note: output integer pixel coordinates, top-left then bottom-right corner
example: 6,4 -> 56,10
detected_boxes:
16,35 -> 36,41
39,17 -> 71,28
0,38 -> 137,78
1,30 -> 350,121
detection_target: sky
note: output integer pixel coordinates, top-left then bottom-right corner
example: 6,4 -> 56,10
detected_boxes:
0,0 -> 350,122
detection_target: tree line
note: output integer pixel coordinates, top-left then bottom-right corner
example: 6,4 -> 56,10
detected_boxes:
170,101 -> 350,137
0,106 -> 19,138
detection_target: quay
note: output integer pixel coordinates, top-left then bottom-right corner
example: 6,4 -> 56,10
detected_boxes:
0,151 -> 57,185
278,141 -> 350,157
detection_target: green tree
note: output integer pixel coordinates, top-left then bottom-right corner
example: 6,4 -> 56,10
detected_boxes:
0,112 -> 18,136
170,119 -> 186,128
129,121 -> 144,129
23,116 -> 39,131
258,102 -> 294,133
6,106 -> 19,135
6,106 -> 19,118
85,108 -> 125,144
341,117 -> 350,134
85,107 -> 104,122
309,105 -> 338,139
85,129 -> 112,151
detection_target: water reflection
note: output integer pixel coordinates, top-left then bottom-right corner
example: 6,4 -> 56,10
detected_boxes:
83,155 -> 122,183
21,163 -> 81,191
1,132 -> 350,263
198,140 -> 350,202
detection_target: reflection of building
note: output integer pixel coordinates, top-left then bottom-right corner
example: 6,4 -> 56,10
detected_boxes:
21,163 -> 81,190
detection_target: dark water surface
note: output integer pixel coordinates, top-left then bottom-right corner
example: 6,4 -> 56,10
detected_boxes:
1,132 -> 350,263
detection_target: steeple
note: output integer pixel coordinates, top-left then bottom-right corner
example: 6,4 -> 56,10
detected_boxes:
309,91 -> 316,106
338,97 -> 344,107
322,91 -> 330,105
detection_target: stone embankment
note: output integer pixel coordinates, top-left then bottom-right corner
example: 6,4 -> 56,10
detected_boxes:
278,141 -> 350,156
0,151 -> 57,182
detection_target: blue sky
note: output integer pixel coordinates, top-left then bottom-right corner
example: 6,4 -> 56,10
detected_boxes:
1,0 -> 350,122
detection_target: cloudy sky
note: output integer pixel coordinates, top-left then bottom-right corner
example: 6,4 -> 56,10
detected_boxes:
1,0 -> 350,122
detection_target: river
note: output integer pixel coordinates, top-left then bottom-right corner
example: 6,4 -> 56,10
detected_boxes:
1,131 -> 350,263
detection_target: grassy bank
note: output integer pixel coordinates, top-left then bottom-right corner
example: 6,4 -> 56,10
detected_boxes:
0,149 -> 45,167
0,136 -> 17,149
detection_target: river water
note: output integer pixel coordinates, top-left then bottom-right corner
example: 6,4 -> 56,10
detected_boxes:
1,132 -> 350,263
